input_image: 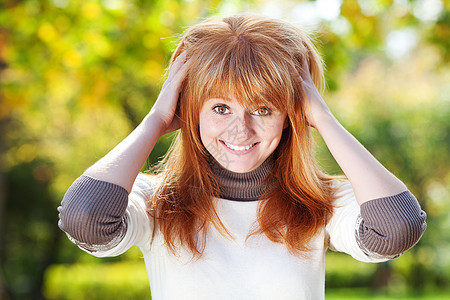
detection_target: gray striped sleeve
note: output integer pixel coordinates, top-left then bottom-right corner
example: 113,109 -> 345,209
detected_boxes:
57,175 -> 129,252
357,191 -> 427,258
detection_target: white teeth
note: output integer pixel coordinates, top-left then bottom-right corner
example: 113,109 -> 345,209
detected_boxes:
223,141 -> 255,151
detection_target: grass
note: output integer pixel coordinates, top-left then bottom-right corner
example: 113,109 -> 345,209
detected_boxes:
326,288 -> 450,299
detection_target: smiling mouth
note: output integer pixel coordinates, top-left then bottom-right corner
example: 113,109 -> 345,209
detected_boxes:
219,140 -> 259,151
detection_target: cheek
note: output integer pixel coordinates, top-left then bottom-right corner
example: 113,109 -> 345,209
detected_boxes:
256,120 -> 286,140
200,117 -> 230,136
199,115 -> 225,140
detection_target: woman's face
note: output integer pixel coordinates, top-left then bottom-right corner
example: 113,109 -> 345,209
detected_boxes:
199,96 -> 288,173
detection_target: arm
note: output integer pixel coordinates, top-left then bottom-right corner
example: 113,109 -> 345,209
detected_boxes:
326,181 -> 426,261
301,63 -> 406,205
58,52 -> 191,249
301,60 -> 426,256
58,174 -> 155,255
84,52 -> 191,192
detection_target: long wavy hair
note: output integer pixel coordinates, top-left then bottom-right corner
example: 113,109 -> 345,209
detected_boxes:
148,14 -> 337,257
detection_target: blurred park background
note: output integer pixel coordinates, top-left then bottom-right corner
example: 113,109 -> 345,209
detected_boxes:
0,0 -> 449,299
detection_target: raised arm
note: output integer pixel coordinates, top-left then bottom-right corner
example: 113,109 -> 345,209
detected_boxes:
301,61 -> 406,205
58,52 -> 191,251
84,52 -> 191,192
300,59 -> 426,257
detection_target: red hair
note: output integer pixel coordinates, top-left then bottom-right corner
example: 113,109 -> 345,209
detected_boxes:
148,14 -> 337,256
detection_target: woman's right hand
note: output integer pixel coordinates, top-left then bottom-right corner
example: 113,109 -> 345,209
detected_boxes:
149,51 -> 192,136
82,51 -> 192,191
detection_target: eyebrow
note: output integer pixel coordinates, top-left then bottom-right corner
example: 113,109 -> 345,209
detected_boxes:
206,96 -> 279,112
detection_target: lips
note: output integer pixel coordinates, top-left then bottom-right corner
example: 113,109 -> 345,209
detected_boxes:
219,140 -> 259,153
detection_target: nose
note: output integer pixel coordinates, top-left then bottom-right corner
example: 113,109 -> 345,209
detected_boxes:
229,112 -> 255,142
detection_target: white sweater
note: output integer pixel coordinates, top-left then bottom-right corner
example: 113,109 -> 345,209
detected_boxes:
73,174 -> 390,300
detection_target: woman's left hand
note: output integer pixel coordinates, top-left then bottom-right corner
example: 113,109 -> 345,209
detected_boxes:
298,58 -> 408,204
300,59 -> 333,129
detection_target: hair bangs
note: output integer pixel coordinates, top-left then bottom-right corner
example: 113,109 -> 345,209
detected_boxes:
185,33 -> 296,113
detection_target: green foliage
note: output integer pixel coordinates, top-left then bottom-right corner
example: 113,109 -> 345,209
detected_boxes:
326,288 -> 450,299
325,252 -> 377,288
44,261 -> 151,299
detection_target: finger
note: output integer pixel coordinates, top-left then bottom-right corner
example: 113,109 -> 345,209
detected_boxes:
299,56 -> 309,79
166,58 -> 189,86
169,51 -> 188,75
174,56 -> 192,79
162,54 -> 191,89
170,57 -> 193,90
302,55 -> 309,69
299,57 -> 315,85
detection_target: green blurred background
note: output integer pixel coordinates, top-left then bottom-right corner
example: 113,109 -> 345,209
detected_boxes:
0,0 -> 449,299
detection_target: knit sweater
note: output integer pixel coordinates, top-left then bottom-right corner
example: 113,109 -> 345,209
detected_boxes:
58,156 -> 426,299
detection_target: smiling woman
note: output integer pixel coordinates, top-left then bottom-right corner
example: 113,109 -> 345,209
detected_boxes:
57,14 -> 426,300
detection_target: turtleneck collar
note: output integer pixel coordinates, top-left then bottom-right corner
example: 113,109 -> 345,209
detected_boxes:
208,154 -> 276,201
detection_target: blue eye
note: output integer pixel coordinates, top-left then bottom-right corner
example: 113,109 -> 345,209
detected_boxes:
253,107 -> 271,116
212,105 -> 230,114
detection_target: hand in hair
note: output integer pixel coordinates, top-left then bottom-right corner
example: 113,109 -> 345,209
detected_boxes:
300,58 -> 333,129
82,52 -> 191,192
149,51 -> 192,135
299,57 -> 407,204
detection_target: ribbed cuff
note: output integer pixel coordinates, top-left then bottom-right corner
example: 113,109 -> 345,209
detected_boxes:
58,175 -> 129,247
358,191 -> 427,257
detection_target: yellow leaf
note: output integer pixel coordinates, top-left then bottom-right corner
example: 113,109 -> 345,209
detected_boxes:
38,23 -> 57,43
82,1 -> 102,19
64,50 -> 83,68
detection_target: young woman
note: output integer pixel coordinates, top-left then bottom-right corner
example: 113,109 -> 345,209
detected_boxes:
58,15 -> 426,299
